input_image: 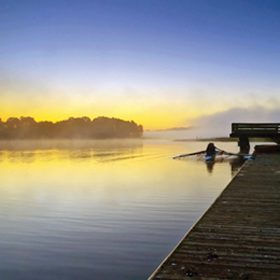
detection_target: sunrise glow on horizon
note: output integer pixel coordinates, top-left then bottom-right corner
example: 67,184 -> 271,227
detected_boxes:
1,0 -> 280,130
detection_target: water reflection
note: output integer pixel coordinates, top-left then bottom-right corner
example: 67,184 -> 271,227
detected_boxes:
206,160 -> 215,173
230,157 -> 246,175
205,157 -> 245,175
0,140 -> 239,280
0,139 -> 144,163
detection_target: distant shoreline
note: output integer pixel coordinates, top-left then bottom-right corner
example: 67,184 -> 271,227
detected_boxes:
0,116 -> 143,139
145,126 -> 192,132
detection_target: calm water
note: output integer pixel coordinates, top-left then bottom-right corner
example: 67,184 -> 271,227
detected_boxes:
0,139 -> 243,280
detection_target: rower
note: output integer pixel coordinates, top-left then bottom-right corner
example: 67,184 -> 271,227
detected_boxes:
206,143 -> 216,157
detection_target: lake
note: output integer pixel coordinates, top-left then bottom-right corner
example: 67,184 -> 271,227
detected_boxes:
0,139 -> 243,280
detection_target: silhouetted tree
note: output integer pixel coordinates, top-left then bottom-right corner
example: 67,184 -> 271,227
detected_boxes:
0,116 -> 143,139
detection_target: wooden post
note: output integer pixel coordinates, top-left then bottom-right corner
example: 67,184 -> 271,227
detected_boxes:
238,135 -> 250,154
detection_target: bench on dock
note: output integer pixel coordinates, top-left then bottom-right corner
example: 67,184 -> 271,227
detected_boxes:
230,123 -> 280,138
230,123 -> 280,152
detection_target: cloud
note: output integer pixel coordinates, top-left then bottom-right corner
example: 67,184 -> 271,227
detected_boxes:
192,106 -> 280,137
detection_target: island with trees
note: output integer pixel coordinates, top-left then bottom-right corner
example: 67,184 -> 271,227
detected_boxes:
0,116 -> 143,139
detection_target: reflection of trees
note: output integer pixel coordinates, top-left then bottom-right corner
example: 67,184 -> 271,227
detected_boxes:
0,116 -> 143,139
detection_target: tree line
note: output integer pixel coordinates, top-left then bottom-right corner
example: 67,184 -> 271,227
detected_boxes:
0,116 -> 143,139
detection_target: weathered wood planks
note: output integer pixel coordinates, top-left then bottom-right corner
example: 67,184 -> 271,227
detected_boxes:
149,153 -> 280,280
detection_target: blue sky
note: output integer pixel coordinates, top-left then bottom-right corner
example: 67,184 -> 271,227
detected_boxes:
1,0 -> 280,129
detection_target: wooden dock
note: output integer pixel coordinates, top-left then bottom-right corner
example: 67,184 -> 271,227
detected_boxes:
149,152 -> 280,279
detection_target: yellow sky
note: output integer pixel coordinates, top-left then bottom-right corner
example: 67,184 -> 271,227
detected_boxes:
0,79 -> 238,129
0,100 -> 191,129
1,83 -> 277,130
0,91 -> 225,129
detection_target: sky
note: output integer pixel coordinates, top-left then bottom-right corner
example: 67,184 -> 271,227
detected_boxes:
1,0 -> 280,130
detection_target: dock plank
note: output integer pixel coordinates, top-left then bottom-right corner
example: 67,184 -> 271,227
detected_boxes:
149,154 -> 280,279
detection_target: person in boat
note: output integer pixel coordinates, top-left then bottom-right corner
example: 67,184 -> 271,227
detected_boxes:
206,142 -> 217,157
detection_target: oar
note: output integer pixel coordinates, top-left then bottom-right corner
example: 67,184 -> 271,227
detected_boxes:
173,150 -> 205,159
215,147 -> 251,157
